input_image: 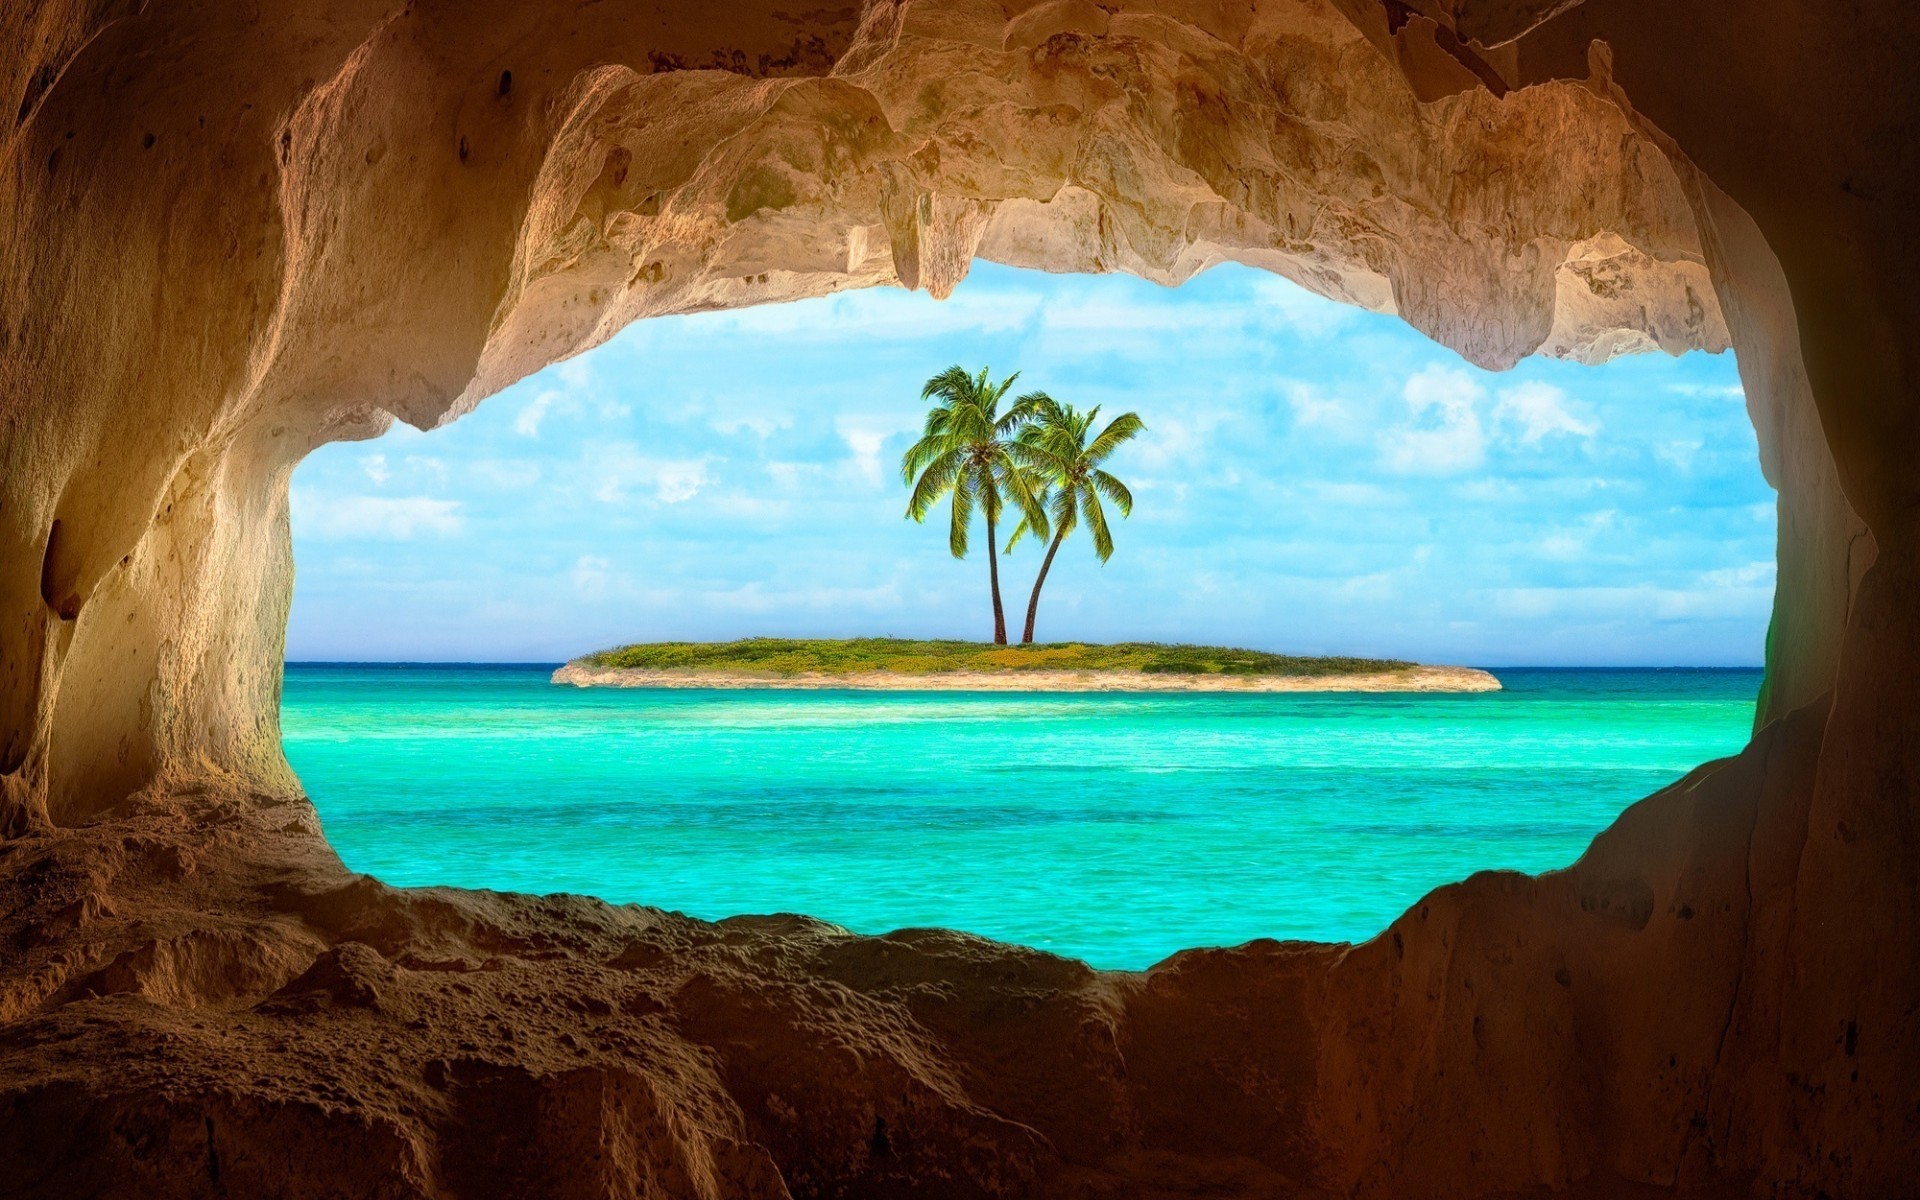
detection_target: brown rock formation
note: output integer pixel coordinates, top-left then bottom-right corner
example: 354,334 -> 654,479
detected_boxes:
1,0 -> 1913,1195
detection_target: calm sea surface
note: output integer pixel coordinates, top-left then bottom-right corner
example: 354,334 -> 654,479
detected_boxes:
283,665 -> 1759,969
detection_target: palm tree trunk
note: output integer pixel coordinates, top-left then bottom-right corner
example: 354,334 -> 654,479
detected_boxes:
984,502 -> 1008,644
1020,528 -> 1067,644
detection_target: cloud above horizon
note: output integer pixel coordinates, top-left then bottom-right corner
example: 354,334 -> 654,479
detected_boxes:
286,262 -> 1773,667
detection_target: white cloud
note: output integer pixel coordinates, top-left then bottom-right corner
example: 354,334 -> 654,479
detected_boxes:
712,413 -> 791,439
571,554 -> 611,599
1495,381 -> 1596,445
1330,546 -> 1430,602
1380,365 -> 1486,474
360,454 -> 390,485
404,454 -> 449,483
1302,481 -> 1399,508
1655,439 -> 1704,471
705,492 -> 795,520
1244,274 -> 1359,338
1128,476 -> 1190,508
695,286 -> 1042,341
1536,510 -> 1618,561
1127,403 -> 1235,473
589,443 -> 714,504
469,459 -> 542,489
1698,561 -> 1775,588
1040,297 -> 1203,334
1538,532 -> 1585,561
294,491 -> 462,539
1036,273 -> 1354,344
1491,582 -> 1772,622
692,578 -> 905,615
1455,478 -> 1523,503
1665,381 -> 1746,400
1285,381 -> 1357,434
766,461 -> 825,490
515,388 -> 563,437
836,415 -> 911,487
1334,570 -> 1400,601
653,460 -> 710,503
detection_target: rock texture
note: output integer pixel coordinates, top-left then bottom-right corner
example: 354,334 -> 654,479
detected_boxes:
1,0 -> 1915,1196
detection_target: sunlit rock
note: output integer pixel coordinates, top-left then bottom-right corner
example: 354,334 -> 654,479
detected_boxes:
1,0 -> 1914,1195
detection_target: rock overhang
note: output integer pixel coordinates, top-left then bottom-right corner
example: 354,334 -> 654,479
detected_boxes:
1,0 -> 1915,1195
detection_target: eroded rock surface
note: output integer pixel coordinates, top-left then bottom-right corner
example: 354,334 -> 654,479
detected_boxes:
0,707 -> 1822,1198
2,0 -> 1916,1195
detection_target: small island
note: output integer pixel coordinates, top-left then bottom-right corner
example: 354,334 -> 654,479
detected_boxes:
551,638 -> 1501,693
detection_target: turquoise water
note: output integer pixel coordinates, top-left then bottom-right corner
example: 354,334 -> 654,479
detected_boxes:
283,666 -> 1759,970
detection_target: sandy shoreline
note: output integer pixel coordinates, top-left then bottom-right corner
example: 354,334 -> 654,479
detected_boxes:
550,663 -> 1502,693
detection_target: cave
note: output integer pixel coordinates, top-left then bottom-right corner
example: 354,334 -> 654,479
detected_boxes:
2,1 -> 1915,1196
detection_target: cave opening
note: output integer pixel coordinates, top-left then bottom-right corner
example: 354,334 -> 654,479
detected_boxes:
11,0 -> 1914,1191
281,262 -> 1774,967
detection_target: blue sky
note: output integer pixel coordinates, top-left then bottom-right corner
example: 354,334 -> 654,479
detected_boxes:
287,263 -> 1773,666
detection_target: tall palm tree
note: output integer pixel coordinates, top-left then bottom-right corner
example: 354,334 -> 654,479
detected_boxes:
1005,399 -> 1143,644
901,365 -> 1051,644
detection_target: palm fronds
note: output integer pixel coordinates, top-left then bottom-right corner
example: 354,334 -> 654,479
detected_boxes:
901,365 -> 1146,643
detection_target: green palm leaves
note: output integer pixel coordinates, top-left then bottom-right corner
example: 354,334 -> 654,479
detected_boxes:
901,366 -> 1052,644
901,365 -> 1143,645
1005,398 -> 1143,642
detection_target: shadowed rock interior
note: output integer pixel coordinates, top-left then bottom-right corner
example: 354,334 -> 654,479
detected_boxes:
1,0 -> 1914,1195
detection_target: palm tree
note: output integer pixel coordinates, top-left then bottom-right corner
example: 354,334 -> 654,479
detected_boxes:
900,366 -> 1051,644
1005,399 -> 1143,644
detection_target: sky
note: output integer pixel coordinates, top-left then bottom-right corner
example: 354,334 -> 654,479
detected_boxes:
286,262 -> 1774,667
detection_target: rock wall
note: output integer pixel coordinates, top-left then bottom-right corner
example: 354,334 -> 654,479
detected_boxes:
1,0 -> 1914,1195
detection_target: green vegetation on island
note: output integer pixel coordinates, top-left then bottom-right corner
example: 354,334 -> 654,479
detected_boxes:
576,638 -> 1414,678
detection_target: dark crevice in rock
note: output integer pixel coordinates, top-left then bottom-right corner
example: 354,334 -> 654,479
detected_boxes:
2,0 -> 1915,1193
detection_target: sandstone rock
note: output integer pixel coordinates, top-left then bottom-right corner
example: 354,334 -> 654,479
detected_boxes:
2,0 -> 1915,1195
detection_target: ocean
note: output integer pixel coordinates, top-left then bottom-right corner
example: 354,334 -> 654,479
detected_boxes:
282,664 -> 1760,970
